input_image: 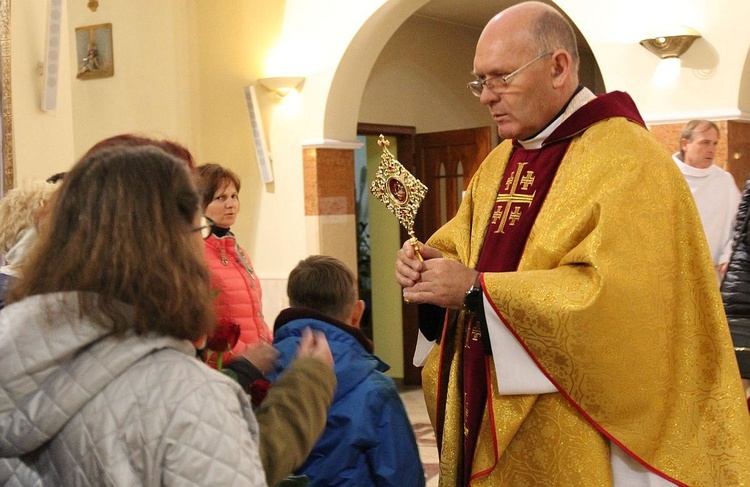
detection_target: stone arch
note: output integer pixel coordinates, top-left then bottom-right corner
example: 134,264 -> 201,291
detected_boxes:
321,0 -> 605,142
322,0 -> 431,142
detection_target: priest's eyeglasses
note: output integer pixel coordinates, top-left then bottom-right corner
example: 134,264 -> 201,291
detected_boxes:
193,215 -> 214,240
467,52 -> 553,97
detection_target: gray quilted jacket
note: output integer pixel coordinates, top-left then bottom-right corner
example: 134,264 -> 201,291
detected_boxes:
0,292 -> 268,486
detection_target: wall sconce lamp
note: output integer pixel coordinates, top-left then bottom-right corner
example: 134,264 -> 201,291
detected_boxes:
257,76 -> 305,98
640,26 -> 701,59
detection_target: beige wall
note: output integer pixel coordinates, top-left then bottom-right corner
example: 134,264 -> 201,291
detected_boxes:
359,15 -> 488,133
67,1 -> 199,159
12,0 -> 75,183
558,0 -> 750,122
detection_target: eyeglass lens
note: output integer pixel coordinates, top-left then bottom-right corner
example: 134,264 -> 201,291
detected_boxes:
467,52 -> 551,97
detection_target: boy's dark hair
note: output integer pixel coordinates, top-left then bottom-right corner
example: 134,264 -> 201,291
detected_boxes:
287,255 -> 357,321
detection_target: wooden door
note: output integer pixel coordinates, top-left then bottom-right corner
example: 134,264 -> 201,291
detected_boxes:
416,127 -> 493,238
726,120 -> 750,190
402,126 -> 493,385
356,124 -> 493,386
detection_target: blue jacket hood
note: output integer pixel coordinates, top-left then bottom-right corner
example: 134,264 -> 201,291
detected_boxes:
270,308 -> 388,400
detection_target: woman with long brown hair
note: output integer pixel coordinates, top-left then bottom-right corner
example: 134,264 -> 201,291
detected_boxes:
0,144 -> 335,486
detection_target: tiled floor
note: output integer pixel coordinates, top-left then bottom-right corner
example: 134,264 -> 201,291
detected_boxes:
399,387 -> 439,486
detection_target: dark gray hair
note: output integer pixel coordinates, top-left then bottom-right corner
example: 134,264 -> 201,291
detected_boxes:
533,9 -> 579,73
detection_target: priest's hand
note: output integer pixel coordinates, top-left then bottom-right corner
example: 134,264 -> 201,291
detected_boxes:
395,239 -> 442,287
401,255 -> 479,310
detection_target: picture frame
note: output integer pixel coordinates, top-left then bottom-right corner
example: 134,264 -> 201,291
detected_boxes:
75,23 -> 114,80
0,0 -> 13,194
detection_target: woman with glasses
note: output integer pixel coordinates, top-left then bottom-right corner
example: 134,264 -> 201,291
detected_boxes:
0,145 -> 336,485
195,163 -> 276,376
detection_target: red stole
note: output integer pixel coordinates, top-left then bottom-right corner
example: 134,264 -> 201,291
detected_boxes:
461,142 -> 569,485
445,91 -> 646,486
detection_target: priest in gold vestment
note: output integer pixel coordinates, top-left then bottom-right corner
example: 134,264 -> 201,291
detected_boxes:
396,3 -> 750,486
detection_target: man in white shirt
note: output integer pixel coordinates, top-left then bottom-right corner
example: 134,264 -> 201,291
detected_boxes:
672,119 -> 741,281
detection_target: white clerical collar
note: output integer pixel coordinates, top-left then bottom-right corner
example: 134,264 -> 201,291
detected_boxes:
672,153 -> 715,177
518,87 -> 597,150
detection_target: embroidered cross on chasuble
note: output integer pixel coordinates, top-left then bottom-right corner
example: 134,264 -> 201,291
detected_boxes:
461,141 -> 570,486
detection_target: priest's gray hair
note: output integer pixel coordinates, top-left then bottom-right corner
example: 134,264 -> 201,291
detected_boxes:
533,9 -> 579,73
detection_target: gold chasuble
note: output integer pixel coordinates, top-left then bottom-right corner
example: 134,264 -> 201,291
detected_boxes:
423,91 -> 750,486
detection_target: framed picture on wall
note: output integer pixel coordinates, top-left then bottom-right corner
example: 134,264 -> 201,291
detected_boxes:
0,0 -> 13,194
75,23 -> 114,80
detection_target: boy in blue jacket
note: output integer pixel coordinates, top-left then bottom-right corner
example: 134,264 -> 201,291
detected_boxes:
268,255 -> 425,487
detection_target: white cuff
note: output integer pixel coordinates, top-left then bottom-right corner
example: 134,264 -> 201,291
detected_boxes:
413,329 -> 435,367
484,293 -> 557,395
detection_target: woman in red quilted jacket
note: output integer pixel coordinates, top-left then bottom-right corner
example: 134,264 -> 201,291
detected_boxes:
196,163 -> 274,371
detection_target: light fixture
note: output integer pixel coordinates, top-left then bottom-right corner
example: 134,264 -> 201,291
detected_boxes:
87,0 -> 99,12
640,26 -> 701,59
257,76 -> 305,97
